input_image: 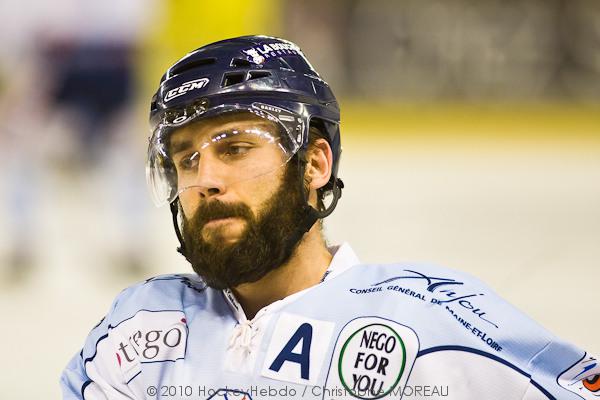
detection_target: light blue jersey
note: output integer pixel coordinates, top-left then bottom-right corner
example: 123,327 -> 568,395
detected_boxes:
61,244 -> 599,399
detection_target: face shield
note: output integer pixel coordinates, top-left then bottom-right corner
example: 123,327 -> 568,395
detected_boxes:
146,101 -> 305,207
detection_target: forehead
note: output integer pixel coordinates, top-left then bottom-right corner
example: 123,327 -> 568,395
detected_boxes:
169,111 -> 281,145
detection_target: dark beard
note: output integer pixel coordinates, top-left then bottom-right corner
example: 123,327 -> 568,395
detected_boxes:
181,164 -> 308,289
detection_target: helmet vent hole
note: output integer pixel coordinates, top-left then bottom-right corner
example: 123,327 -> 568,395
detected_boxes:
247,71 -> 271,81
230,58 -> 253,68
169,58 -> 216,77
222,72 -> 246,87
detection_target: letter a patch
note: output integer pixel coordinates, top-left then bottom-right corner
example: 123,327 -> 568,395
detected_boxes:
262,313 -> 334,385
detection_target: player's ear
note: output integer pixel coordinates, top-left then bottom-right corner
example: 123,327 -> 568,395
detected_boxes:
304,138 -> 333,191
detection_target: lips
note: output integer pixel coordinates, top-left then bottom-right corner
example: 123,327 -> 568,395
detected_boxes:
203,217 -> 240,228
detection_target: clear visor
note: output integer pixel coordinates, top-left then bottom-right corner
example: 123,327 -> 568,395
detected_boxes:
146,102 -> 304,206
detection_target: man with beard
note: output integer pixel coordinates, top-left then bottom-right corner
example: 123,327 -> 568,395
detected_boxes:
175,112 -> 336,316
62,36 -> 599,400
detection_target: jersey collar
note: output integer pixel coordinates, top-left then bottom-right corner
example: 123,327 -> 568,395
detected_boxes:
222,242 -> 360,323
319,242 -> 361,283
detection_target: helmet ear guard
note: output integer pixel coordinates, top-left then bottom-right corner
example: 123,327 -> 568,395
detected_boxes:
319,177 -> 344,218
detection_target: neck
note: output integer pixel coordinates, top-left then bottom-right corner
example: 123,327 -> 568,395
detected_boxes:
231,224 -> 332,320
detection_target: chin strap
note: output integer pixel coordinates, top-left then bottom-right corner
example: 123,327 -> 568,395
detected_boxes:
170,200 -> 191,263
286,152 -> 344,246
279,179 -> 343,258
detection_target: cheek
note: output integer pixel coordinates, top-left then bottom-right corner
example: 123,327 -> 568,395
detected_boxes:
239,182 -> 271,210
176,166 -> 286,218
178,191 -> 199,219
239,172 -> 283,212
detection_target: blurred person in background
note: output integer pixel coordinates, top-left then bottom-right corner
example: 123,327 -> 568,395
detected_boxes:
61,35 -> 599,400
0,0 -> 50,282
0,0 -> 157,282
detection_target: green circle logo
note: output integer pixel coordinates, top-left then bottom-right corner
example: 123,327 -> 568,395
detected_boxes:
337,323 -> 406,399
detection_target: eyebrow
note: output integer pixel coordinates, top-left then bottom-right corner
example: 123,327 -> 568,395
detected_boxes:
169,132 -> 229,155
169,125 -> 271,154
170,140 -> 193,155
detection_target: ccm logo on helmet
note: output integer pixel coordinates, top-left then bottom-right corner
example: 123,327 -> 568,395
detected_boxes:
164,78 -> 210,102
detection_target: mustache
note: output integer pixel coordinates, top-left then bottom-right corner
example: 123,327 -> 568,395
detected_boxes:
191,200 -> 254,228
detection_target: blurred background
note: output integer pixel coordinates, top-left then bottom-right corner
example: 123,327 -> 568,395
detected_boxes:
0,0 -> 598,398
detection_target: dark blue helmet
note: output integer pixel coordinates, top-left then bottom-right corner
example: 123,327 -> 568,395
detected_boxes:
149,35 -> 342,198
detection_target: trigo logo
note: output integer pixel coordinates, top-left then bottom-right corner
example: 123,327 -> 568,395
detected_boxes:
110,310 -> 188,383
164,78 -> 210,102
325,318 -> 419,400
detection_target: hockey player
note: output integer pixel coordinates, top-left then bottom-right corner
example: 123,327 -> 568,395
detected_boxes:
61,35 -> 599,400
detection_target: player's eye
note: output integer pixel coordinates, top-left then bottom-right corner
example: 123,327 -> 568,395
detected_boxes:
225,144 -> 252,156
177,152 -> 199,171
217,141 -> 254,159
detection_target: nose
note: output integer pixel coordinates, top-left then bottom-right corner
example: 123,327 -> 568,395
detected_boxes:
192,153 -> 226,199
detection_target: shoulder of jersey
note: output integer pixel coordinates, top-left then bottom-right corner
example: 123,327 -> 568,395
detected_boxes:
337,262 -> 554,338
107,273 -> 210,322
341,261 -> 507,306
342,261 -> 491,292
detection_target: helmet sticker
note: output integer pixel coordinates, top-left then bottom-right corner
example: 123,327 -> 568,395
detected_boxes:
164,78 -> 210,103
242,42 -> 303,64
